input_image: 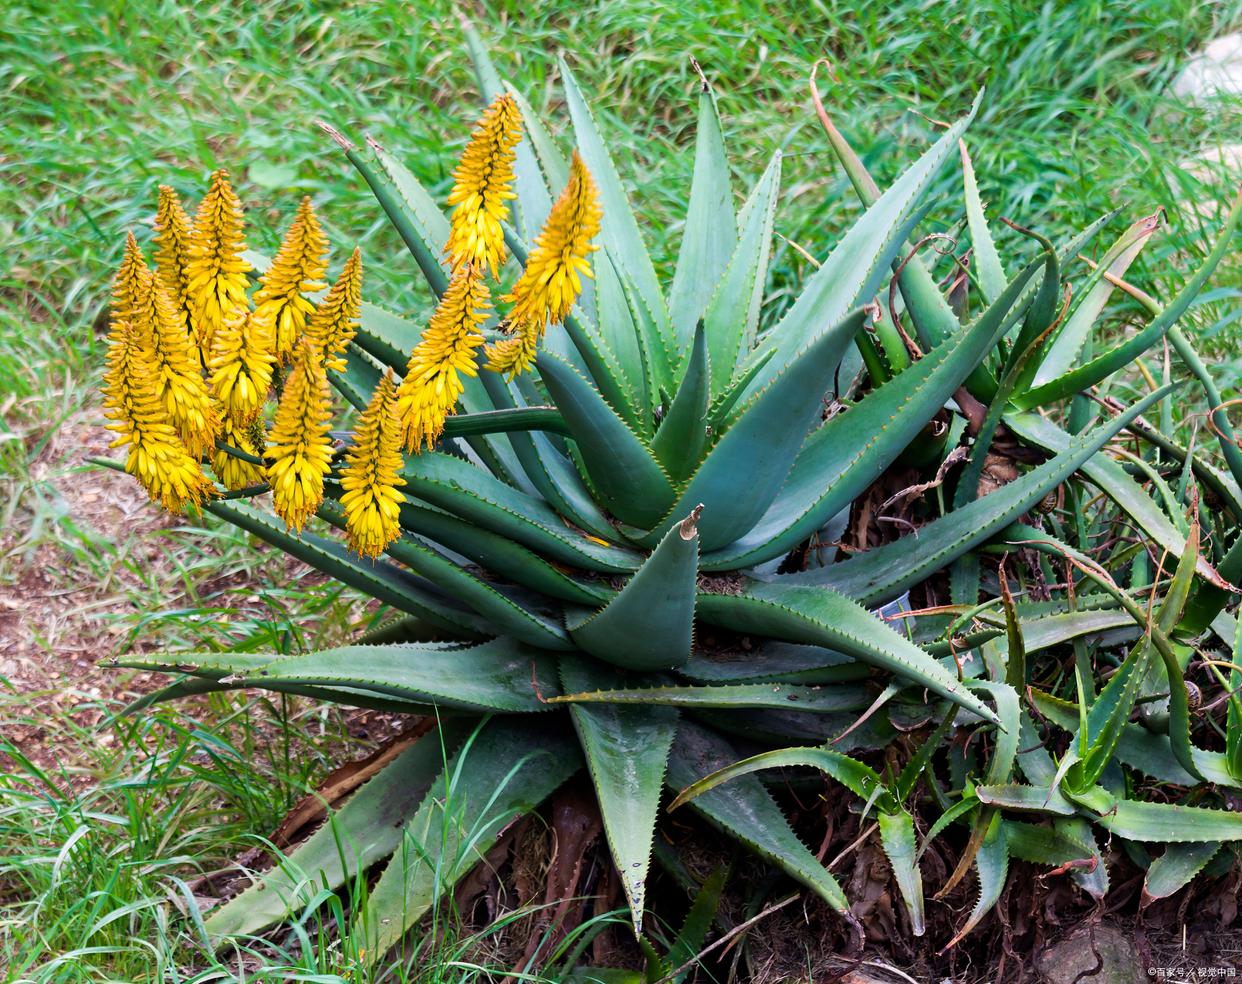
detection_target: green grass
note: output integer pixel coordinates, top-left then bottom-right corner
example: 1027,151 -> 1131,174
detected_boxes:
2,0 -> 1241,978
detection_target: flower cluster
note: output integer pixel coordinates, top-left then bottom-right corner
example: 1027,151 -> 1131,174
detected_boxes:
396,93 -> 602,447
102,173 -> 369,542
104,94 -> 599,559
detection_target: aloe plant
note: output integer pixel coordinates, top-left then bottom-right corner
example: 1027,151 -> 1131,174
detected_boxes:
97,26 -> 1242,968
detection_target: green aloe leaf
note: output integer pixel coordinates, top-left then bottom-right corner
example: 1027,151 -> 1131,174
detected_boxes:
365,717 -> 580,956
651,322 -> 711,481
220,638 -> 561,713
399,450 -> 641,574
205,500 -> 486,635
644,309 -> 868,552
698,583 -> 998,724
537,350 -> 676,529
700,255 -> 1043,570
791,387 -> 1167,604
568,507 -> 701,671
392,503 -> 607,607
665,721 -> 848,912
878,808 -> 925,936
742,98 -> 979,400
1033,210 -> 1159,385
960,139 -> 1005,304
562,660 -> 678,934
552,681 -> 870,713
946,812 -> 1009,948
205,719 -> 471,940
1089,796 -> 1242,843
702,151 -> 780,396
668,79 -> 736,348
1143,842 -> 1220,903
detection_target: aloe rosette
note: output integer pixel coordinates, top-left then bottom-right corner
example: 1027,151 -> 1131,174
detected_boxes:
99,28 -> 1242,965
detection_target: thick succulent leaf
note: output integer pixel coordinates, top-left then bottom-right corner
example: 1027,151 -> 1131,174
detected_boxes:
878,808 -> 925,936
394,502 -> 606,606
552,681 -> 871,714
946,812 -> 1008,948
1143,842 -> 1220,903
559,59 -> 669,347
668,81 -> 736,348
665,866 -> 727,984
740,99 -> 978,402
205,500 -> 486,635
665,721 -> 849,912
561,660 -> 677,934
399,450 -> 640,574
1033,211 -> 1159,385
1029,688 -> 1241,789
960,140 -> 1005,304
340,135 -> 449,297
1004,819 -> 1099,869
364,717 -> 580,955
594,250 -> 650,424
479,372 -> 619,542
504,83 -> 569,205
316,498 -> 572,651
366,142 -> 452,284
651,322 -> 710,481
205,720 -> 470,940
644,310 -> 868,552
670,743 -> 890,813
537,350 -> 676,529
697,583 -> 998,724
1014,188 -> 1242,408
975,784 -> 1076,816
1089,795 -> 1242,843
220,639 -> 560,713
788,388 -> 1167,604
681,641 -> 868,684
1068,636 -> 1151,793
702,151 -> 780,396
568,508 -> 701,671
700,256 -> 1044,570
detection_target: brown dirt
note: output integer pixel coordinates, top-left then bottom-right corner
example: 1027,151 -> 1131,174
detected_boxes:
0,405 -> 396,778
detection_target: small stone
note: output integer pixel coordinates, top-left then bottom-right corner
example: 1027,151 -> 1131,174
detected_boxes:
1171,33 -> 1242,104
1035,924 -> 1142,984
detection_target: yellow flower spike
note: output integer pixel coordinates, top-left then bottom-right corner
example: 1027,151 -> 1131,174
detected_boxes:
502,151 -> 602,332
103,319 -> 216,513
254,197 -> 330,364
209,309 -> 276,425
266,343 -> 334,533
394,266 -> 491,452
153,186 -> 195,329
186,168 -> 251,361
305,247 -> 362,372
213,414 -> 266,491
146,272 -> 220,459
444,92 -> 522,278
340,370 -> 406,558
110,233 -> 156,347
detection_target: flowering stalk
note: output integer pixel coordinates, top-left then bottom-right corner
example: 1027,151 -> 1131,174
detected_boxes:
213,415 -> 267,491
444,92 -> 522,279
186,169 -> 250,361
487,151 -> 601,377
340,370 -> 406,558
394,266 -> 491,452
305,247 -> 362,372
266,343 -> 334,533
254,196 -> 329,364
